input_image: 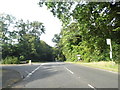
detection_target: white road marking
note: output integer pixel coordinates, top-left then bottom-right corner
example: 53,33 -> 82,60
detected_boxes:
24,65 -> 41,80
88,84 -> 96,90
41,63 -> 45,65
64,67 -> 74,74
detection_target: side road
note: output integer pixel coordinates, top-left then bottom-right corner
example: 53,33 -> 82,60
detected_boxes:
1,63 -> 35,89
2,68 -> 22,88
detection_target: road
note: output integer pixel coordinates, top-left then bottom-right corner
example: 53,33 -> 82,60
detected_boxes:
2,62 -> 118,89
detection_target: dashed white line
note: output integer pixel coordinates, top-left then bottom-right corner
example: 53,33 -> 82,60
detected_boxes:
88,84 -> 96,90
41,63 -> 45,65
24,65 -> 41,80
64,67 -> 74,74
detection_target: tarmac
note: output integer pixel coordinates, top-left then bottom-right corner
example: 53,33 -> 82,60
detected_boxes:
1,68 -> 22,89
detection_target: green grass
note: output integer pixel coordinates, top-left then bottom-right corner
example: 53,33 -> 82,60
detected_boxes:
68,61 -> 118,72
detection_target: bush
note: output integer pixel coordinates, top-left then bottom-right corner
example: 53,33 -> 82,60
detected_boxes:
26,60 -> 29,63
112,43 -> 120,64
2,56 -> 20,64
0,60 -> 2,64
19,55 -> 25,61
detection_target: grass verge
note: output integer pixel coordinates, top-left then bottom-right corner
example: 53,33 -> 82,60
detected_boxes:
68,61 -> 118,72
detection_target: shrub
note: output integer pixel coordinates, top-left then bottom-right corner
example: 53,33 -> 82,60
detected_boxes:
112,43 -> 120,64
2,56 -> 20,64
19,55 -> 25,61
26,60 -> 29,63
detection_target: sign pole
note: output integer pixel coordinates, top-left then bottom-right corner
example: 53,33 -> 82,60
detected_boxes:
110,41 -> 113,63
106,39 -> 113,64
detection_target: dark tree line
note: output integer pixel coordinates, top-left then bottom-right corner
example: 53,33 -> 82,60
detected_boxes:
0,14 -> 55,64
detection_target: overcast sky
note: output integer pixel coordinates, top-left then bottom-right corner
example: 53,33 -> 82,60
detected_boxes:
0,0 -> 62,47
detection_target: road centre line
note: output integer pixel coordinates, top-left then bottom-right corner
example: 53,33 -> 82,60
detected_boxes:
64,67 -> 96,89
24,65 -> 41,80
88,84 -> 96,90
64,67 -> 74,74
41,63 -> 45,65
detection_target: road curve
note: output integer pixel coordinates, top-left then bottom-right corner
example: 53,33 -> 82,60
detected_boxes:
2,62 -> 118,89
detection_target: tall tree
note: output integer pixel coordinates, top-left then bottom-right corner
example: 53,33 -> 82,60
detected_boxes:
39,1 -> 120,63
1,14 -> 56,63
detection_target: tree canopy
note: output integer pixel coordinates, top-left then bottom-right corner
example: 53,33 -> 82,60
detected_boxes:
0,14 -> 55,63
39,1 -> 120,63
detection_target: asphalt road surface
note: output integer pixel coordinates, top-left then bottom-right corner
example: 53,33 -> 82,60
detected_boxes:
2,62 -> 118,89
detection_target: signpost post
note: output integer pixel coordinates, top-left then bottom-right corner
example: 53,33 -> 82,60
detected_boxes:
106,39 -> 113,63
29,60 -> 31,65
77,55 -> 81,61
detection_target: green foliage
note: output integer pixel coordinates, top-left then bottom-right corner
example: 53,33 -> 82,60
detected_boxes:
52,34 -> 61,44
41,2 -> 120,63
1,14 -> 56,63
19,56 -> 25,61
38,40 -> 54,62
2,56 -> 20,64
26,60 -> 29,63
112,43 -> 120,63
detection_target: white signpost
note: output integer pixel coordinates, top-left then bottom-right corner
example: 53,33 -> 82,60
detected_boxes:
77,55 -> 81,61
106,39 -> 111,45
106,39 -> 113,63
29,60 -> 31,65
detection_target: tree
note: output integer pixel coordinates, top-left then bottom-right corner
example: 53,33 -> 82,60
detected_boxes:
0,14 -> 16,44
15,19 -> 46,61
39,1 -> 120,63
0,14 -> 17,59
1,14 -> 56,63
39,40 -> 54,62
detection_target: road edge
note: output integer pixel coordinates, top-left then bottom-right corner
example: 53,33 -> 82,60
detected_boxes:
2,68 -> 23,88
66,62 -> 118,74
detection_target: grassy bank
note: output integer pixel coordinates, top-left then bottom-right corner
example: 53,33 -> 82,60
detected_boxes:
67,61 -> 118,72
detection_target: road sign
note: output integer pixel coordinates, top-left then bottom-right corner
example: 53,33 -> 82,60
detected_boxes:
106,39 -> 113,63
106,39 -> 111,45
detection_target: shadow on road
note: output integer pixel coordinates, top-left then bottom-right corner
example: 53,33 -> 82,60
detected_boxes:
12,63 -> 64,88
2,68 -> 22,88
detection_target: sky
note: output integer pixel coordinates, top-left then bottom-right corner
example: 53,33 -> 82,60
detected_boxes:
0,0 -> 62,47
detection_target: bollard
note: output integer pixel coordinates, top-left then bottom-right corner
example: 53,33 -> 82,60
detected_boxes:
77,54 -> 81,61
29,60 -> 31,65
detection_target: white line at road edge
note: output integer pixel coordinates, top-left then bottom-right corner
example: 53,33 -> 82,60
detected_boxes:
88,84 -> 96,90
64,67 -> 74,74
24,65 -> 41,80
